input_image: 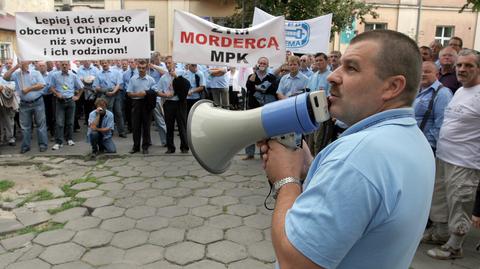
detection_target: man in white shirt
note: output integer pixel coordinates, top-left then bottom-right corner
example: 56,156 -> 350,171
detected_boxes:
426,49 -> 480,260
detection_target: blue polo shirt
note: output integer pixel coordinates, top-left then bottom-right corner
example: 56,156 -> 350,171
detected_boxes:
126,74 -> 157,100
157,70 -> 185,101
50,71 -> 83,99
300,68 -> 314,78
276,72 -> 309,97
93,69 -> 122,91
77,66 -> 99,80
412,80 -> 452,149
184,70 -> 206,100
283,108 -> 435,269
207,67 -> 228,89
10,69 -> 46,102
87,110 -> 115,140
307,69 -> 332,96
123,68 -> 139,90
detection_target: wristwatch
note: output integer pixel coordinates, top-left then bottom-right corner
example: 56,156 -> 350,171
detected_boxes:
273,177 -> 302,199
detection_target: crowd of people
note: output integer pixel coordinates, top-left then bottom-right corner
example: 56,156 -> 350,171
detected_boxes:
0,30 -> 478,265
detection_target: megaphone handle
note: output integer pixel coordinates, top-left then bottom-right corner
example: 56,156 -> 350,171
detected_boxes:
274,133 -> 298,149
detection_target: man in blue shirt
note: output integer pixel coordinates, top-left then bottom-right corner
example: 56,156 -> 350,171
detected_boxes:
299,55 -> 313,78
87,97 -> 116,156
413,61 -> 452,152
260,30 -> 435,269
50,61 -> 84,150
77,60 -> 99,126
207,66 -> 229,109
122,59 -> 139,133
94,60 -> 126,138
184,64 -> 205,115
4,61 -> 47,153
276,56 -> 309,99
127,59 -> 157,154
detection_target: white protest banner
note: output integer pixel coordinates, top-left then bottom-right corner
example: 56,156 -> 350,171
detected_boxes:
172,10 -> 285,68
16,10 -> 150,61
252,7 -> 332,54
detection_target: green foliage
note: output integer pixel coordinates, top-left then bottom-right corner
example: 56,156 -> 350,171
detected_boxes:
0,180 -> 14,192
70,176 -> 99,186
225,0 -> 378,36
61,184 -> 79,197
47,197 -> 86,215
17,190 -> 54,207
460,0 -> 480,12
17,222 -> 65,235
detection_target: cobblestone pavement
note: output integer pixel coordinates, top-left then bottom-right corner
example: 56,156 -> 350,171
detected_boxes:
0,154 -> 479,269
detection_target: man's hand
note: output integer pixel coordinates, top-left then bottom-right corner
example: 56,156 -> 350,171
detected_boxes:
22,87 -> 31,94
249,73 -> 256,82
259,140 -> 305,184
54,91 -> 63,99
106,91 -> 115,97
187,90 -> 193,96
72,95 -> 79,101
473,215 -> 480,229
166,91 -> 174,98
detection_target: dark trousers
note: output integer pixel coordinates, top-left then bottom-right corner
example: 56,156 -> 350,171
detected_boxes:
131,99 -> 152,150
164,100 -> 188,152
186,98 -> 200,118
83,98 -> 95,125
123,92 -> 132,132
74,92 -> 84,130
43,94 -> 55,136
55,98 -> 75,144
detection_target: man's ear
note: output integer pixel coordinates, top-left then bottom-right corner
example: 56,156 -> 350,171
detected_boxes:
381,75 -> 406,101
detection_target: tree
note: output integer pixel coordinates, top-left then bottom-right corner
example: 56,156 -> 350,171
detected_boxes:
460,0 -> 480,12
224,0 -> 378,36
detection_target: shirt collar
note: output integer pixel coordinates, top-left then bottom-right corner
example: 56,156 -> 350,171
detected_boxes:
341,108 -> 416,137
421,80 -> 441,92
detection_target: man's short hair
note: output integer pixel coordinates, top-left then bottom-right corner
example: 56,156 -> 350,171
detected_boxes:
439,46 -> 458,58
350,29 -> 421,104
329,51 -> 342,57
137,59 -> 147,65
450,36 -> 463,48
287,55 -> 300,65
420,46 -> 432,53
95,97 -> 108,107
458,49 -> 480,67
315,52 -> 328,61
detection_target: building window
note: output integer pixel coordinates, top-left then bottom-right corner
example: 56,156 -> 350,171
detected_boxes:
149,16 -> 155,52
0,43 -> 12,61
435,26 -> 454,46
364,23 -> 387,31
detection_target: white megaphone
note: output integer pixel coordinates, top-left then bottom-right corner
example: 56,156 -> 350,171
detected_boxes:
187,91 -> 330,174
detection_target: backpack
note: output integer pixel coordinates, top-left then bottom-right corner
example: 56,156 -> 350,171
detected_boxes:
172,76 -> 191,102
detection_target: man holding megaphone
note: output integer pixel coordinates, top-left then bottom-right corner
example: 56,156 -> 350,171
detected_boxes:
260,30 -> 435,269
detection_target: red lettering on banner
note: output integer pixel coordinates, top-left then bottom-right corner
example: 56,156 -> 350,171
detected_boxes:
180,32 -> 280,50
257,38 -> 266,48
233,38 -> 243,48
196,34 -> 207,44
221,37 -> 232,47
245,38 -> 256,49
209,35 -> 220,47
268,37 -> 279,50
180,32 -> 194,43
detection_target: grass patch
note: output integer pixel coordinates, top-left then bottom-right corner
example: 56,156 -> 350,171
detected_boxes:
61,184 -> 80,197
17,190 -> 54,207
36,164 -> 53,172
17,222 -> 65,235
70,176 -> 100,186
0,180 -> 14,192
47,197 -> 86,215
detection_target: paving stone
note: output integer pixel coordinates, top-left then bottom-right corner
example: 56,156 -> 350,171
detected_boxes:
89,170 -> 115,178
17,244 -> 44,261
187,226 -> 223,244
125,206 -> 156,219
98,183 -> 124,191
123,244 -> 164,265
52,261 -> 94,269
195,188 -> 223,198
122,177 -> 145,185
111,229 -> 149,249
156,206 -> 188,218
164,241 -> 204,265
225,225 -> 263,245
0,244 -> 4,254
81,246 -> 125,266
191,205 -> 222,218
210,196 -> 239,207
211,181 -> 237,190
39,242 -> 85,265
244,214 -> 271,229
207,214 -> 242,229
248,240 -> 275,263
149,228 -> 185,247
114,197 -> 146,208
145,196 -> 175,208
228,258 -> 272,269
73,228 -> 113,248
189,169 -> 210,177
225,188 -> 254,198
177,196 -> 208,208
33,229 -> 75,246
71,182 -> 97,191
43,170 -> 62,177
16,211 -> 51,227
1,233 -> 34,250
141,260 -> 181,269
46,187 -> 65,198
100,217 -> 136,233
198,175 -> 223,183
98,263 -> 140,269
134,189 -> 163,199
169,215 -> 204,229
163,187 -> 192,198
5,258 -> 50,269
24,198 -> 70,212
240,195 -> 265,206
207,240 -> 247,263
163,169 -> 190,177
151,180 -> 177,190
0,250 -> 25,268
227,204 -> 257,217
97,176 -> 122,183
184,260 -> 226,269
52,207 -> 88,223
106,189 -> 134,199
64,216 -> 101,231
124,182 -> 150,191
112,167 -> 140,177
178,180 -> 206,189
82,197 -> 114,209
49,157 -> 65,164
136,216 -> 169,231
75,189 -> 104,199
92,206 -> 125,220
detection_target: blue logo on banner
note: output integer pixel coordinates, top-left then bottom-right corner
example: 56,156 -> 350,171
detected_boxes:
285,22 -> 310,48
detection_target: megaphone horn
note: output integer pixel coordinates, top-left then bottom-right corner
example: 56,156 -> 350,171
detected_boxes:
187,91 -> 330,174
